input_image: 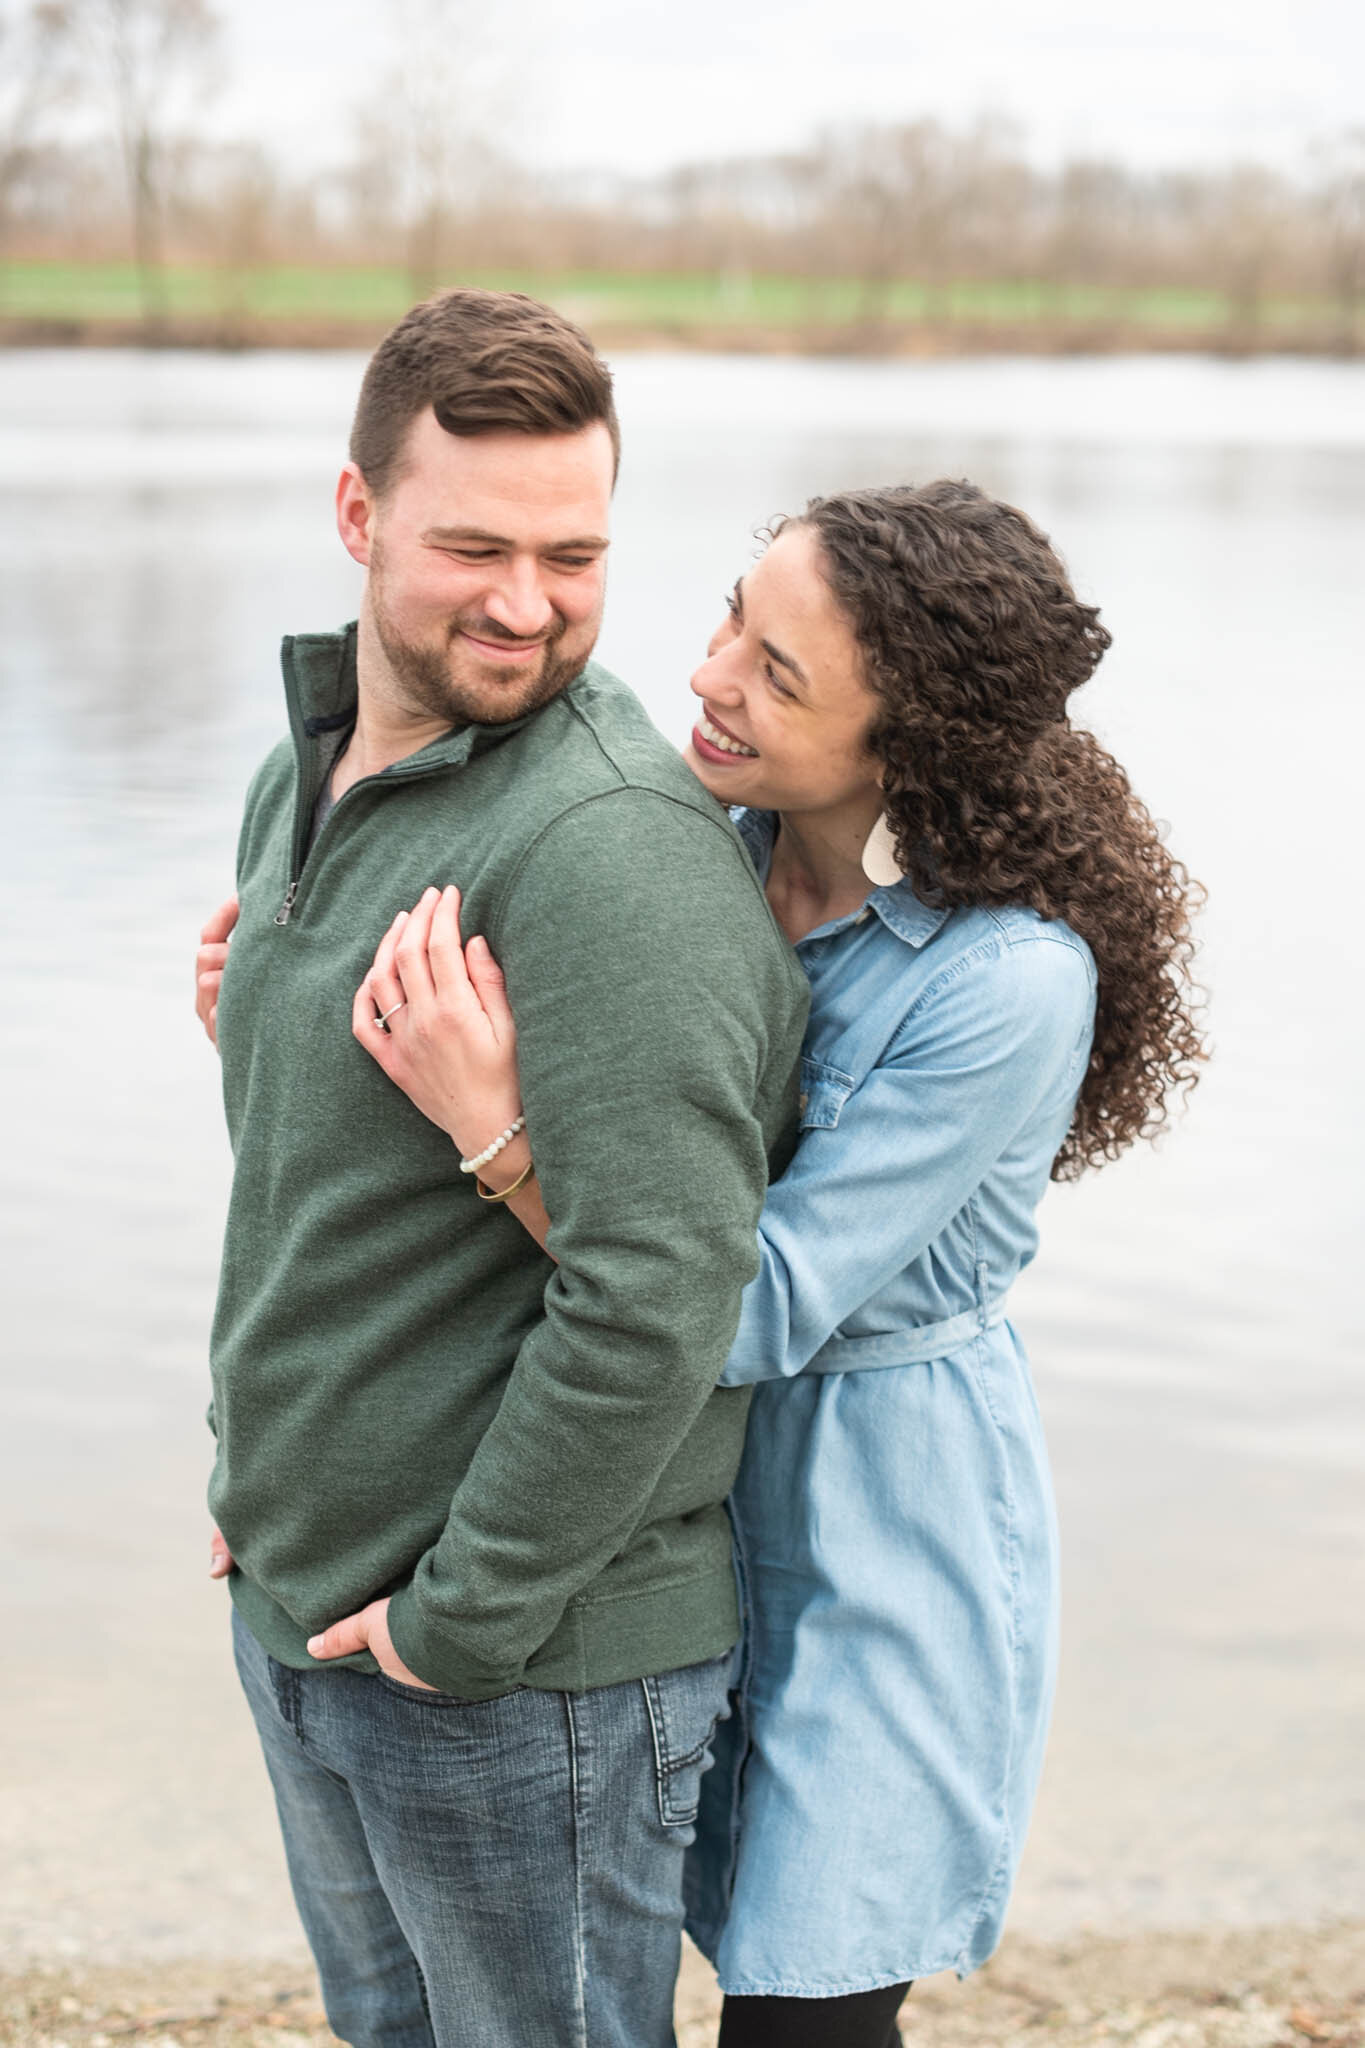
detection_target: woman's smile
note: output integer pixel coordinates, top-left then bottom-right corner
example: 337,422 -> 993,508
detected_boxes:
693,709 -> 760,761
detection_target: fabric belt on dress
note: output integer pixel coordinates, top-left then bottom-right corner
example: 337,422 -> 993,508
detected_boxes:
803,1298 -> 1009,1375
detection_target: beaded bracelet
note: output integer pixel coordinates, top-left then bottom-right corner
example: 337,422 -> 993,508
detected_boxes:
458,1115 -> 526,1175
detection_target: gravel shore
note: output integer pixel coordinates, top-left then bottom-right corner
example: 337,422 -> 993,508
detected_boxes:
5,1924 -> 1361,2048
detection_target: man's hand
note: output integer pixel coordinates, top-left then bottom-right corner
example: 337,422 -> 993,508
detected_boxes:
209,1525 -> 235,1578
307,1597 -> 437,1691
196,896 -> 240,1047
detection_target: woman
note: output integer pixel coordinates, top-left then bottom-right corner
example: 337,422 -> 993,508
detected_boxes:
349,481 -> 1204,2047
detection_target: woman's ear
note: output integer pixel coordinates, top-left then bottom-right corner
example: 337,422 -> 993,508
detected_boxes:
861,815 -> 904,888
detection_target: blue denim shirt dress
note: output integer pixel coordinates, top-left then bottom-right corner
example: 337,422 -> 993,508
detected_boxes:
683,808 -> 1098,1996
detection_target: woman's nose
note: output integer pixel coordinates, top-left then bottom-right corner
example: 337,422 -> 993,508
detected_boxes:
691,643 -> 741,704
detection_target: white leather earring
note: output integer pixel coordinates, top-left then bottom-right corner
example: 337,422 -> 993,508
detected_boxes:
860,815 -> 903,888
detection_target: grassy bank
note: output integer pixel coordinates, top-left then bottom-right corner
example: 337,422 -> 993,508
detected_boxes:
1,260 -> 1358,356
4,1925 -> 1363,2048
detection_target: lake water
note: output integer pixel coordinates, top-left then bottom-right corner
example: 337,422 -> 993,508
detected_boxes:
0,348 -> 1362,1962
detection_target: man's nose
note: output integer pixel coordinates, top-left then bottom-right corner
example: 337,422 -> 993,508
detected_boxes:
483,559 -> 555,640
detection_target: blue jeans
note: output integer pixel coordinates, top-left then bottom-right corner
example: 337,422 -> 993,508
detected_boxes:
232,1609 -> 731,2048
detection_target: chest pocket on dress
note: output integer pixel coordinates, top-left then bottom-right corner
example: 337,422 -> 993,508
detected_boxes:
798,1055 -> 856,1130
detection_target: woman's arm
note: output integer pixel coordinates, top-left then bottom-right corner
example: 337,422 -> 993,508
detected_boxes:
473,1131 -> 553,1249
355,905 -> 1094,1391
352,886 -> 554,1254
719,932 -> 1097,1385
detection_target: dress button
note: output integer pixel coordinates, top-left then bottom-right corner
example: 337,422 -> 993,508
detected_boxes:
798,1091 -> 809,1111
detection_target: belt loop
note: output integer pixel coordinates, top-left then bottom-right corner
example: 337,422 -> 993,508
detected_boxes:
975,1258 -> 991,1334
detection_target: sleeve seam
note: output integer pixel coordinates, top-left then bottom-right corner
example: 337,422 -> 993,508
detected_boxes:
486,783 -> 779,951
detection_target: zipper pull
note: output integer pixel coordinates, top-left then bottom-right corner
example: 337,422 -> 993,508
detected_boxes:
274,880 -> 299,925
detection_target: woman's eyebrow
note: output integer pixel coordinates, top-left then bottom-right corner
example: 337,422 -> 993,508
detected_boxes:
736,574 -> 809,689
761,638 -> 809,687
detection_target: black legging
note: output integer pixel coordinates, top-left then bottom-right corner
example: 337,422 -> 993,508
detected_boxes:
717,1981 -> 912,2048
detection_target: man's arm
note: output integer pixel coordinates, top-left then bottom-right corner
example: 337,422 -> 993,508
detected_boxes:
198,897 -> 241,1580
380,789 -> 804,1697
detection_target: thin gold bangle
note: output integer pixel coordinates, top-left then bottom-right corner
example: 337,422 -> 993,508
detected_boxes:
476,1159 -> 536,1203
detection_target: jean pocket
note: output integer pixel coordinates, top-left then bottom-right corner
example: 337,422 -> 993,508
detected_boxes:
373,1671 -> 522,1708
641,1652 -> 732,1827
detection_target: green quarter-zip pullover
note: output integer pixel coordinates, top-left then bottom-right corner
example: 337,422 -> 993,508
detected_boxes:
209,627 -> 808,1698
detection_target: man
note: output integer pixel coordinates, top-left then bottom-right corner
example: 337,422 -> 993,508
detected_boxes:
194,288 -> 808,2048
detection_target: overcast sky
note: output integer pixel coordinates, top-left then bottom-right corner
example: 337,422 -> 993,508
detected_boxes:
205,0 -> 1360,181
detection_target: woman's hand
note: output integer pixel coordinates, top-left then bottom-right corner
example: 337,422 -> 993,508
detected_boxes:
196,895 -> 239,1047
353,885 -> 524,1163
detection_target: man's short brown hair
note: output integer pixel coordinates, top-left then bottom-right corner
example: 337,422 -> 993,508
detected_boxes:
349,288 -> 620,498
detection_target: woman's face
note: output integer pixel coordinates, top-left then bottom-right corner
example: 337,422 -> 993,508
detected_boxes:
683,523 -> 882,819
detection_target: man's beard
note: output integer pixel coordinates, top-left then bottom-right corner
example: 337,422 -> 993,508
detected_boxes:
369,569 -> 588,729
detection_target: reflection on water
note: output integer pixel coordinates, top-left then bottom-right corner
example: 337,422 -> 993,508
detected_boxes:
1,349 -> 1362,1953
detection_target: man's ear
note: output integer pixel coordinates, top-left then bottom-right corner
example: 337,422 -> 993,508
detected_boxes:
337,462 -> 376,568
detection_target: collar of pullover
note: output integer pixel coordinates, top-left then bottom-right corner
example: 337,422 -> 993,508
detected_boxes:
281,623 -> 547,782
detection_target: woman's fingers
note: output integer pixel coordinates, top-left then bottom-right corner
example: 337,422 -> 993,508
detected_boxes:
200,895 -> 239,946
369,910 -> 408,1005
198,971 -> 224,1046
353,971 -> 397,1057
195,939 -> 231,1045
394,887 -> 441,1011
368,917 -> 405,995
366,909 -> 406,989
428,889 -> 511,1039
194,898 -> 237,1044
355,910 -> 409,1047
428,887 -> 479,1008
355,887 -> 446,1050
465,935 -> 516,1043
350,887 -> 523,1156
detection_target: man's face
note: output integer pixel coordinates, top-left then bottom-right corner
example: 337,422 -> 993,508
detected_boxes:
340,409 -> 615,727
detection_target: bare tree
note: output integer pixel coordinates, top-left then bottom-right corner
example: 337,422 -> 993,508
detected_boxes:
169,136 -> 282,336
80,0 -> 219,333
799,122 -> 993,337
348,0 -> 501,297
8,84 -> 1363,356
0,0 -> 82,269
819,125 -> 910,330
1193,164 -> 1289,345
1046,159 -> 1138,299
1316,130 -> 1365,353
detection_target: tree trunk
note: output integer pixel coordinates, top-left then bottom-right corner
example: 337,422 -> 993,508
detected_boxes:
131,125 -> 168,337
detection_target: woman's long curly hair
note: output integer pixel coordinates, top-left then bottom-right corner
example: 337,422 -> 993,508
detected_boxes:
789,480 -> 1206,1180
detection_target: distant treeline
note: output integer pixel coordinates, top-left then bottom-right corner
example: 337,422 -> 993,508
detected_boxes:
2,0 -> 1363,352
